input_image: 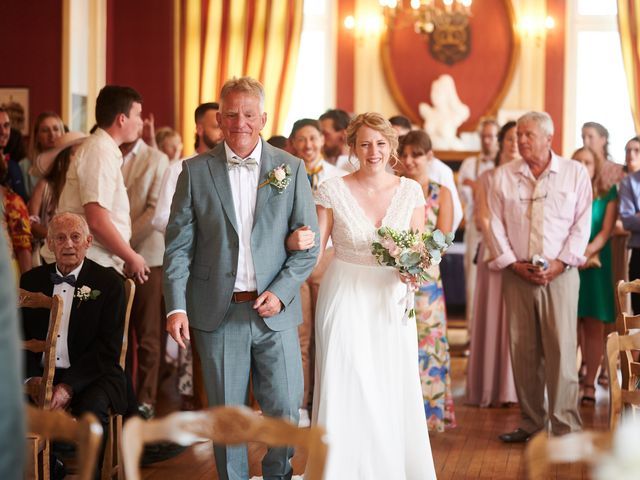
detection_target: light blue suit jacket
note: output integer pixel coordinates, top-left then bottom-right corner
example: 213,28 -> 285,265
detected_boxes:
163,140 -> 320,331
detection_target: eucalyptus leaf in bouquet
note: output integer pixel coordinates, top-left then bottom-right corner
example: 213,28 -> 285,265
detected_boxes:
371,227 -> 454,322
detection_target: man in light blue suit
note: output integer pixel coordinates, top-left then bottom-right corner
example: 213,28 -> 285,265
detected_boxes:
0,216 -> 25,480
163,76 -> 319,480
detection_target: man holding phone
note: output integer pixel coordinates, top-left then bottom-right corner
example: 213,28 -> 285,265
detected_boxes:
487,111 -> 592,443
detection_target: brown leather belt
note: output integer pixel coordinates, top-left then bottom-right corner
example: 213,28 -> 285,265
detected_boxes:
231,291 -> 258,303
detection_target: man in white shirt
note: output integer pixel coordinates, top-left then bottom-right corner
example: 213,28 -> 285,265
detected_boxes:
389,114 -> 412,136
164,77 -> 319,478
457,118 -> 499,332
287,118 -> 346,426
121,136 -> 169,417
319,108 -> 355,171
0,222 -> 24,479
57,85 -> 149,283
152,102 -> 224,234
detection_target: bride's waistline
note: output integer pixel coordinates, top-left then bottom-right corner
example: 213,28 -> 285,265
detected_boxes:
332,254 -> 395,270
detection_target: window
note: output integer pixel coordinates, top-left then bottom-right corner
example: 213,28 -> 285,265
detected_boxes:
565,0 -> 635,162
283,0 -> 335,136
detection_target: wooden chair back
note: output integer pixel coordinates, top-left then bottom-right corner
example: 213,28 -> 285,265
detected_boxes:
19,290 -> 63,409
119,279 -> 135,369
101,278 -> 135,480
615,279 -> 640,332
121,406 -> 328,480
27,405 -> 103,480
606,331 -> 640,430
526,430 -> 612,479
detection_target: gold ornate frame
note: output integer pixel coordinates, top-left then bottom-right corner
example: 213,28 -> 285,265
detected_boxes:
380,0 -> 520,131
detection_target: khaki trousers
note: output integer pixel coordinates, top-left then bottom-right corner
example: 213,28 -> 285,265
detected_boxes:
502,267 -> 582,435
128,266 -> 164,406
298,248 -> 334,410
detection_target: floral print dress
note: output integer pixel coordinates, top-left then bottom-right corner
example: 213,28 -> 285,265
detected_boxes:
415,181 -> 456,432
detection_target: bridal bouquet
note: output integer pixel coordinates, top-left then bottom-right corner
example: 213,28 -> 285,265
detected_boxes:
371,227 -> 455,322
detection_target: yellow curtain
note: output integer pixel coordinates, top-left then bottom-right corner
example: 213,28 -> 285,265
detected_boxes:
618,0 -> 640,132
177,0 -> 304,155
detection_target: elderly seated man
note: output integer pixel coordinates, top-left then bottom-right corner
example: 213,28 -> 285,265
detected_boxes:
21,212 -> 127,476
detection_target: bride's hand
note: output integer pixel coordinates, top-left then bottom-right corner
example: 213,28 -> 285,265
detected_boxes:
399,272 -> 420,291
286,225 -> 315,251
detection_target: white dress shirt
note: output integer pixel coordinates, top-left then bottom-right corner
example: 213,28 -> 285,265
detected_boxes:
224,141 -> 262,292
121,137 -> 142,167
457,154 -> 495,223
152,154 -> 196,233
51,261 -> 84,369
317,159 -> 348,184
427,157 -> 464,231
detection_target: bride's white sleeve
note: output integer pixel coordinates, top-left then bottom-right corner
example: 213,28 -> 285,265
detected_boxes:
314,181 -> 333,209
411,179 -> 426,208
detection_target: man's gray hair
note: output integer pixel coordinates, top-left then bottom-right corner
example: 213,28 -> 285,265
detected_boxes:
47,212 -> 90,238
219,76 -> 265,111
518,111 -> 554,136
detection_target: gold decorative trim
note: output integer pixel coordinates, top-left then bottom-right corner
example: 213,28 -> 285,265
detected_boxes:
380,0 -> 520,131
61,0 -> 71,126
173,0 -> 181,133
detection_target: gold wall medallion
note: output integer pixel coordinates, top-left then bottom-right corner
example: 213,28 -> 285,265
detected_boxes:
428,13 -> 471,65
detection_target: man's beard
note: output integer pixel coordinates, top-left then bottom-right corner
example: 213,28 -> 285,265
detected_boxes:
323,144 -> 341,158
203,133 -> 220,149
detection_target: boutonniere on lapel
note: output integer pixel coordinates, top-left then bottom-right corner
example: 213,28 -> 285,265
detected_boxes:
75,285 -> 101,307
258,163 -> 292,194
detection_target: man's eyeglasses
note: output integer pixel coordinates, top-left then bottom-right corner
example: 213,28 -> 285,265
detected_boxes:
517,177 -> 548,203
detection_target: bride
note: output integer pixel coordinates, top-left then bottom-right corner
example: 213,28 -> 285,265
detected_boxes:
311,113 -> 436,479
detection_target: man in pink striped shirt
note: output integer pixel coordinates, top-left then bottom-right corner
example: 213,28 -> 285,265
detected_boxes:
488,111 -> 592,443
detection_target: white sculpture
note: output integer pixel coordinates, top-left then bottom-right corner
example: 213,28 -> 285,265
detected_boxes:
418,74 -> 470,150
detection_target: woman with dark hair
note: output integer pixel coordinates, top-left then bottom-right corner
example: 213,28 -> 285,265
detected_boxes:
19,111 -> 65,198
582,121 -> 625,388
399,129 -> 456,432
572,146 -> 617,405
466,121 -> 520,407
28,132 -> 86,264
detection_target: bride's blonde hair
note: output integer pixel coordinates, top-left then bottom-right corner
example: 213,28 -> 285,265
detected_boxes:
346,113 -> 399,164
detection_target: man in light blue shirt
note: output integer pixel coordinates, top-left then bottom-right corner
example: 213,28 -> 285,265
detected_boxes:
619,169 -> 640,313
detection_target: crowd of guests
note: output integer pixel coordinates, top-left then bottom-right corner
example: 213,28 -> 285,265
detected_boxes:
458,115 -> 640,443
3,74 -> 640,477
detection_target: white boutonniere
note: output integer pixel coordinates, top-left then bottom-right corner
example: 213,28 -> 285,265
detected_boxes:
75,285 -> 101,307
258,163 -> 292,194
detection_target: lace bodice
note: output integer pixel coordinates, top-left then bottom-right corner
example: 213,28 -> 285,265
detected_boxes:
315,176 -> 426,266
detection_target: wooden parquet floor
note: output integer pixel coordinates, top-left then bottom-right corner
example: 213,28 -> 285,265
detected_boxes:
136,355 -> 609,480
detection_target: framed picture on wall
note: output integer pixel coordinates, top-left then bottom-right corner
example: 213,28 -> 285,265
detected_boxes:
0,87 -> 29,135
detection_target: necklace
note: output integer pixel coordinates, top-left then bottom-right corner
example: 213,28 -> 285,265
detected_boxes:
354,174 -> 379,197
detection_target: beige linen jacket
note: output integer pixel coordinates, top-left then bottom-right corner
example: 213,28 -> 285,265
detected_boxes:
121,140 -> 169,267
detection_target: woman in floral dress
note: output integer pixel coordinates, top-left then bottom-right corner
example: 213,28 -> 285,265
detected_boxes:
1,156 -> 32,277
399,130 -> 456,431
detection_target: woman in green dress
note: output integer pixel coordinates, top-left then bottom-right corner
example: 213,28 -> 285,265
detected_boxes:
572,146 -> 618,405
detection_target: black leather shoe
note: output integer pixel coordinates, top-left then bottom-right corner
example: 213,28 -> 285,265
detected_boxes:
50,456 -> 67,480
498,428 -> 532,443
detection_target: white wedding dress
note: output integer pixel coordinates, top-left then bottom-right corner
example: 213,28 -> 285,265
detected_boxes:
311,176 -> 436,480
